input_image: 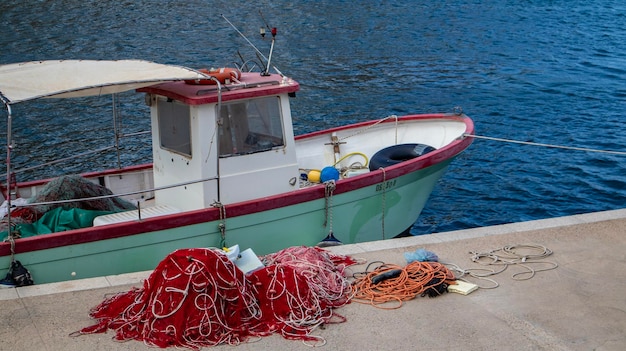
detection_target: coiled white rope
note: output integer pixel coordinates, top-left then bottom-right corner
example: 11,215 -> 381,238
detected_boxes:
443,243 -> 558,289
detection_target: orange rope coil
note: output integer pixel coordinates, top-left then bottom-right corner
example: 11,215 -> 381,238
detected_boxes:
351,261 -> 455,309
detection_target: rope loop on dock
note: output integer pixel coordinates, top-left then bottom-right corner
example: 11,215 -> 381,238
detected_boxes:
469,243 -> 557,281
443,243 -> 558,289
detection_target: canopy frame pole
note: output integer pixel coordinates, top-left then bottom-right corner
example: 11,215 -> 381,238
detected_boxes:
4,103 -> 15,250
112,94 -> 122,170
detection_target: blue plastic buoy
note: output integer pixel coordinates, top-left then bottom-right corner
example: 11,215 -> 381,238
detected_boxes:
320,166 -> 340,182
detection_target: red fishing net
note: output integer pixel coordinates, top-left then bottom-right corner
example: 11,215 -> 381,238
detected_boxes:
78,246 -> 356,349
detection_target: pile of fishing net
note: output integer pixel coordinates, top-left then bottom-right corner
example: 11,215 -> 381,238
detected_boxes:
77,246 -> 356,349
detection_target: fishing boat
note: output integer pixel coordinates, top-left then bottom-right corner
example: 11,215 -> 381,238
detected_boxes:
0,59 -> 473,284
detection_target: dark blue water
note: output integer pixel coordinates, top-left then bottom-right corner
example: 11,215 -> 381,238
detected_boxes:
1,0 -> 625,234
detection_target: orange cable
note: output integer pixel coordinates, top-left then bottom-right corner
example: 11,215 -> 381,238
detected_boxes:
351,261 -> 455,309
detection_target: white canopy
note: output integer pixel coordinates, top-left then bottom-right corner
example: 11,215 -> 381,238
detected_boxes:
0,59 -> 206,105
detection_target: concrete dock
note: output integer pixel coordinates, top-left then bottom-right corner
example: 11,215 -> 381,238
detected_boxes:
1,209 -> 625,351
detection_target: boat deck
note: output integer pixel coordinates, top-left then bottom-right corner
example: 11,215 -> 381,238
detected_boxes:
1,209 -> 625,350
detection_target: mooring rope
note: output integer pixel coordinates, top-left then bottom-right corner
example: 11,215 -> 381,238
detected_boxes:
323,180 -> 336,230
212,201 -> 227,248
379,167 -> 387,240
465,133 -> 626,156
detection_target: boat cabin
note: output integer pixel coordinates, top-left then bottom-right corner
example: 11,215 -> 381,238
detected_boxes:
138,72 -> 301,211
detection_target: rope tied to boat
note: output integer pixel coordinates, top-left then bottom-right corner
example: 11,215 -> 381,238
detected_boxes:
323,180 -> 335,230
211,201 -> 227,248
318,180 -> 344,247
464,133 -> 626,156
379,167 -> 387,240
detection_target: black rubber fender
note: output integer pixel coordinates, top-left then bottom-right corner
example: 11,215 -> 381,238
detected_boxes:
369,143 -> 436,171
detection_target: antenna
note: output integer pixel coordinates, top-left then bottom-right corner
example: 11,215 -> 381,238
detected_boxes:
221,13 -> 282,76
258,10 -> 276,76
260,27 -> 277,76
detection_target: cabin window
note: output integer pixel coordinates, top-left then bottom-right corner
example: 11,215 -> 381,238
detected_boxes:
218,96 -> 285,157
157,99 -> 192,157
